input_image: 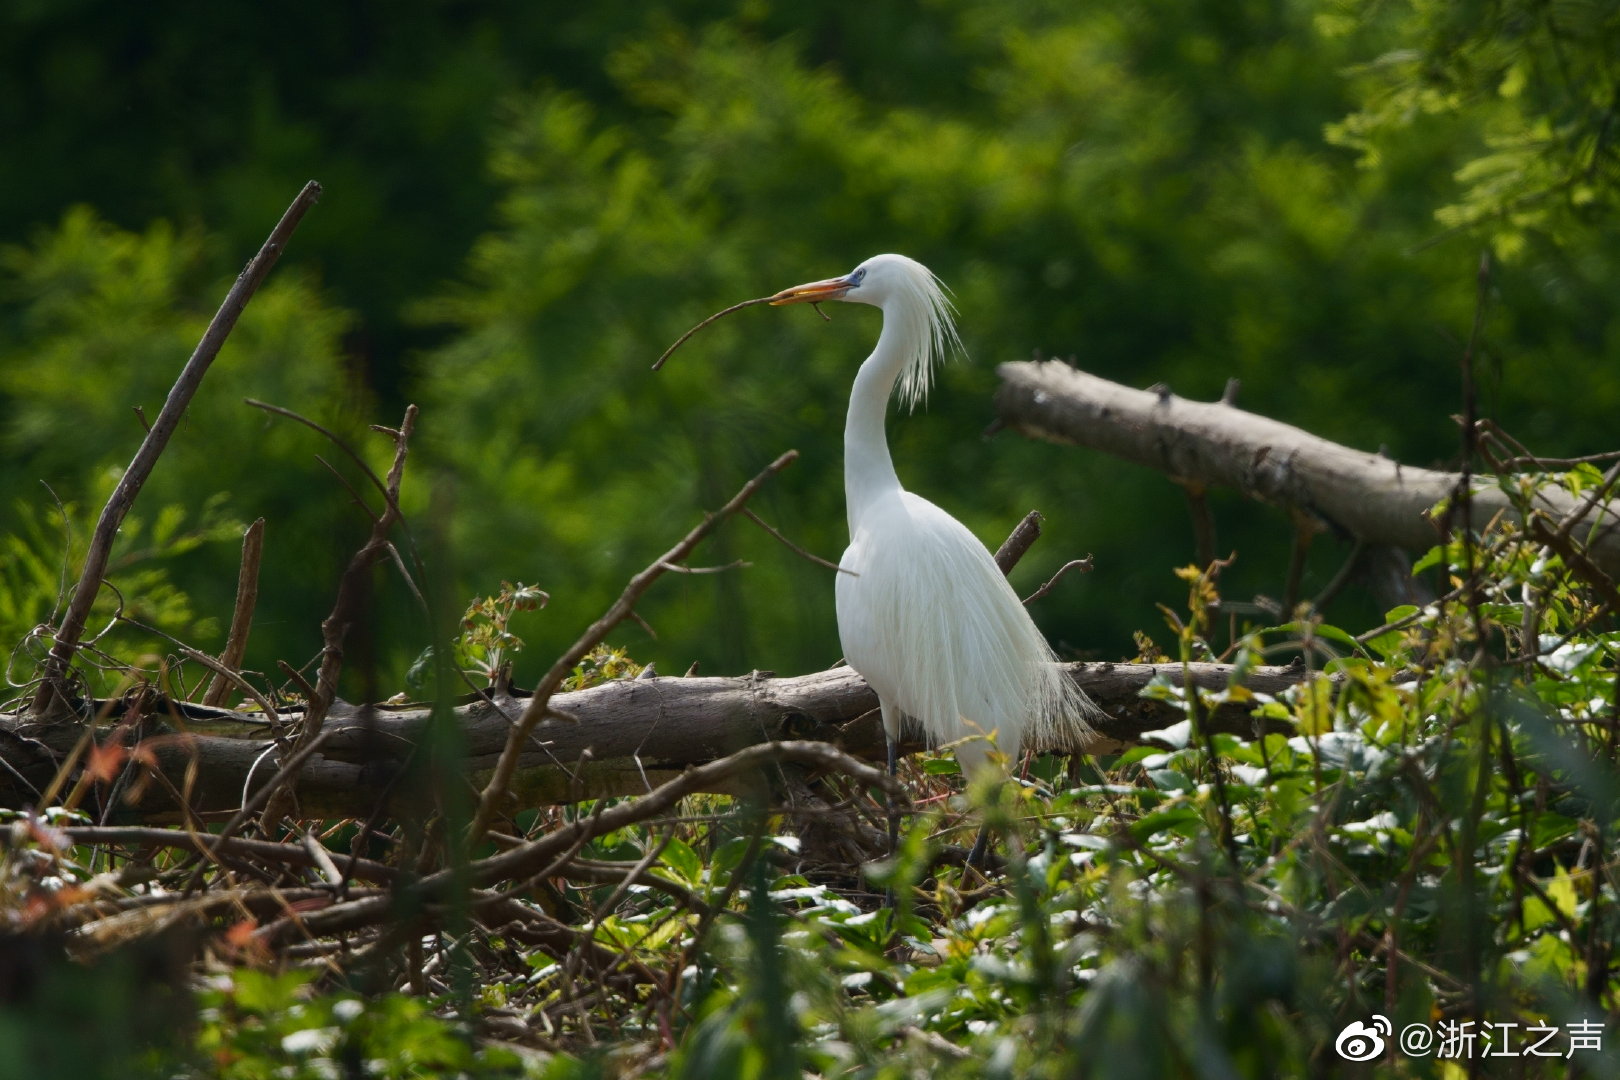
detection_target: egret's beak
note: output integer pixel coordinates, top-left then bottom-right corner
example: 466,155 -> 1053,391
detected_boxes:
767,274 -> 855,306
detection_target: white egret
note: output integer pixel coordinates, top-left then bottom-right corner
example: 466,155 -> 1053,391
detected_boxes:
767,254 -> 1099,854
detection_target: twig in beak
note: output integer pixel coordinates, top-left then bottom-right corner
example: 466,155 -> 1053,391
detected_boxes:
651,296 -> 773,370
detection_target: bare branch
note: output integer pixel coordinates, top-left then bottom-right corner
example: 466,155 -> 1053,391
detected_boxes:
265,740 -> 898,947
992,511 -> 1043,575
742,509 -> 852,575
204,518 -> 266,707
467,450 -> 799,844
31,181 -> 323,716
1022,557 -> 1093,606
0,659 -> 1318,820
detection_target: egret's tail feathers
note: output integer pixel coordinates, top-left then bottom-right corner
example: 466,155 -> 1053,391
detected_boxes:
1028,657 -> 1102,750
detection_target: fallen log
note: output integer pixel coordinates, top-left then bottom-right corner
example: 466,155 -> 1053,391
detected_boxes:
994,360 -> 1620,577
0,660 -> 1319,822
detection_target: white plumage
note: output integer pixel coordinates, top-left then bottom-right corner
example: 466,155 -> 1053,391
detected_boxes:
769,254 -> 1098,781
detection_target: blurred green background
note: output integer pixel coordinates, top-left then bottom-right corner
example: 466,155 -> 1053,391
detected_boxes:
3,0 -> 1617,696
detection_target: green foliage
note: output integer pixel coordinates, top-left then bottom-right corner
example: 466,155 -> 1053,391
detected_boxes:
1328,0 -> 1620,255
631,511 -> 1618,1076
187,969 -> 558,1079
5,2 -> 1620,693
453,581 -> 550,687
407,0 -> 1620,684
5,7 -> 1620,1071
0,207 -> 366,692
6,499 -> 1620,1074
0,493 -> 237,696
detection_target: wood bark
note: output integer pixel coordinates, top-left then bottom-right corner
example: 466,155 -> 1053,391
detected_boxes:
0,661 -> 1316,823
994,360 -> 1620,576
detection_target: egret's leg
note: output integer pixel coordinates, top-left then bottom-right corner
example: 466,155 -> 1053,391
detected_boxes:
882,702 -> 900,856
886,735 -> 899,855
880,703 -> 900,908
957,743 -> 994,869
966,825 -> 990,868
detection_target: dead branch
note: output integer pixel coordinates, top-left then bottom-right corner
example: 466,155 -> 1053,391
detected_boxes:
0,659 -> 1319,821
203,518 -> 265,707
256,406 -> 417,829
30,182 -> 323,717
994,360 -> 1620,578
259,740 -> 897,948
468,450 -> 799,845
992,510 -> 1043,574
306,407 -> 418,737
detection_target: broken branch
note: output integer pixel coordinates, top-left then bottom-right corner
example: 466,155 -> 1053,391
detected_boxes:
31,181 -> 323,717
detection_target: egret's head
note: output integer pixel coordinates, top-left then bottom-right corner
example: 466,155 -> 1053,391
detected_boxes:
768,254 -> 962,408
767,253 -> 929,309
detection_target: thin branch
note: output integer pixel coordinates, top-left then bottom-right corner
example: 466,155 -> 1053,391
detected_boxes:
31,180 -> 323,716
63,825 -> 397,884
267,740 -> 898,947
178,647 -> 280,722
658,559 -> 750,575
1528,516 -> 1620,614
245,400 -> 392,504
466,451 -> 799,845
1282,512 -> 1319,615
1552,456 -> 1620,544
1308,537 -> 1367,613
182,727 -> 338,895
276,660 -> 318,702
650,297 -> 774,371
742,508 -> 852,575
258,409 -> 417,829
305,410 -> 417,734
1182,483 -> 1216,570
1022,557 -> 1093,606
204,518 -> 266,707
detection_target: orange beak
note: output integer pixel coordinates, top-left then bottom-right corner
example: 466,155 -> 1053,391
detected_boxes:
767,274 -> 856,306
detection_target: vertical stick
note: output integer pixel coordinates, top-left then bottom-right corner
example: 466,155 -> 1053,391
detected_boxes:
203,517 -> 267,707
31,181 -> 323,717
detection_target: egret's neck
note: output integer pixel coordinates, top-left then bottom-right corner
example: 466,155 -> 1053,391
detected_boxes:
844,308 -> 906,528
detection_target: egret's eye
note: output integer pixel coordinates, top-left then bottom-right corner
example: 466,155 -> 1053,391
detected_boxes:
848,267 -> 867,286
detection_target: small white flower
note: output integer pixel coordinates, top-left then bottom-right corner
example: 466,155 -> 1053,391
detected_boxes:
280,1026 -> 337,1055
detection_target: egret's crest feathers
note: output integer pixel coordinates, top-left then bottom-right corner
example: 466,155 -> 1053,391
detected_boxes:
858,254 -> 964,412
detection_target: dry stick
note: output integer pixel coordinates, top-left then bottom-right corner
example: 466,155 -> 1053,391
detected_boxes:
181,728 -> 338,896
1023,557 -> 1093,606
650,297 -> 775,371
1528,517 -> 1620,613
277,660 -> 319,701
741,508 -> 852,575
1183,483 -> 1217,570
306,407 -> 418,731
1552,455 -> 1620,544
203,518 -> 266,707
30,181 -> 323,717
1282,512 -> 1318,615
63,825 -> 398,885
1309,537 -> 1368,613
178,646 -> 280,721
267,740 -> 895,947
466,450 -> 799,846
992,511 -> 1044,575
243,400 -> 396,506
259,406 -> 418,835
